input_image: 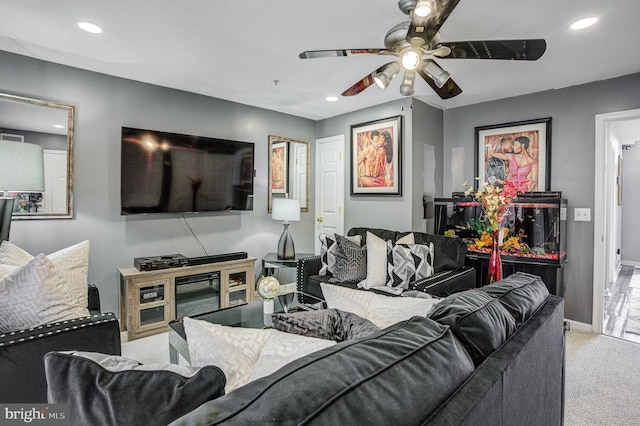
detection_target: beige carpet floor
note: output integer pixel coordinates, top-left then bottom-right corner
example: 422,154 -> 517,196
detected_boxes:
565,330 -> 640,425
123,328 -> 640,425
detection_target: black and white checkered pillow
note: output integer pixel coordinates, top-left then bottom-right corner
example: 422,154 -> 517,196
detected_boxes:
386,241 -> 434,289
319,233 -> 362,275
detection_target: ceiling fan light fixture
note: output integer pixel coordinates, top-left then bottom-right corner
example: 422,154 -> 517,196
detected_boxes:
424,61 -> 450,88
374,62 -> 401,89
414,1 -> 432,18
399,70 -> 416,96
401,50 -> 421,70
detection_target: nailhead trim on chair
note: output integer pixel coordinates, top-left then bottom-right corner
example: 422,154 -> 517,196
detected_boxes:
0,313 -> 118,347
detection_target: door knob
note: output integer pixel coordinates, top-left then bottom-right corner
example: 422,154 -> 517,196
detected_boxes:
317,217 -> 323,222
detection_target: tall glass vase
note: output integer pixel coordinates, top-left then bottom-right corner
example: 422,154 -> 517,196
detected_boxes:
487,228 -> 503,285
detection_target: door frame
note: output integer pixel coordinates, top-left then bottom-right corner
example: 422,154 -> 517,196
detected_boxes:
593,108 -> 640,333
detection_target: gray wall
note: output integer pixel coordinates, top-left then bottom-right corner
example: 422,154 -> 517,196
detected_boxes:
622,144 -> 640,263
316,98 -> 444,233
0,51 -> 316,316
443,73 -> 640,324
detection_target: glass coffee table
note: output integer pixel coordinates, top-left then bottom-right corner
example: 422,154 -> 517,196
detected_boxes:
168,291 -> 325,364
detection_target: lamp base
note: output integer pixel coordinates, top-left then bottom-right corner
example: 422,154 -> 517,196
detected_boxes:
277,222 -> 295,260
263,299 -> 274,314
0,197 -> 15,243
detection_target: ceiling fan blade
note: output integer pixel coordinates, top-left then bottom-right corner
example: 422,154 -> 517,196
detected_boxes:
439,39 -> 547,60
299,49 -> 388,59
341,62 -> 396,96
417,62 -> 462,99
407,0 -> 461,46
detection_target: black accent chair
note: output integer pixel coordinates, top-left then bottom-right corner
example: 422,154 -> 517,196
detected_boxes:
0,284 -> 121,403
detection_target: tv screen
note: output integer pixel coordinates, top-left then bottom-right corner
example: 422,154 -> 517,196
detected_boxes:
121,127 -> 254,215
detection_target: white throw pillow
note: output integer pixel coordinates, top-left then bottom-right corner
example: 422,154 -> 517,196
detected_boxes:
0,241 -> 32,265
321,283 -> 440,329
183,317 -> 336,393
359,232 -> 387,290
0,240 -> 90,308
0,254 -> 90,333
249,330 -> 335,381
0,263 -> 17,279
396,232 -> 415,244
184,317 -> 273,392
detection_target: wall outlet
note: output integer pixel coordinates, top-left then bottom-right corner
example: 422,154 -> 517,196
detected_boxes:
574,208 -> 591,222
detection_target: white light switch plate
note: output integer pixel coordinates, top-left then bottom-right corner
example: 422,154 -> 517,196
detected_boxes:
574,208 -> 591,222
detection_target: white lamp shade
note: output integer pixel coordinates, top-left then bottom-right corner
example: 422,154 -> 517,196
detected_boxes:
272,198 -> 300,222
0,141 -> 45,192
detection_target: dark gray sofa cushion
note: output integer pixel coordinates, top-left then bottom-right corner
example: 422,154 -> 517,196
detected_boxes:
480,272 -> 550,326
171,316 -> 475,426
45,352 -> 226,425
272,308 -> 380,341
428,289 -> 517,365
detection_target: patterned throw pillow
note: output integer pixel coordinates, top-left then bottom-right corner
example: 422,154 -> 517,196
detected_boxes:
183,317 -> 335,392
320,283 -> 440,329
387,241 -> 434,290
318,233 -> 362,275
329,234 -> 367,283
0,254 -> 90,333
272,308 -> 380,342
0,240 -> 90,308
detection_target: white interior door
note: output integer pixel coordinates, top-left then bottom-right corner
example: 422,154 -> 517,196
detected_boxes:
315,135 -> 345,254
41,150 -> 67,214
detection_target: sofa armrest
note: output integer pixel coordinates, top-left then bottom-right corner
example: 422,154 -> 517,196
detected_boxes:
409,266 -> 476,297
0,313 -> 121,403
297,255 -> 322,304
88,283 -> 101,314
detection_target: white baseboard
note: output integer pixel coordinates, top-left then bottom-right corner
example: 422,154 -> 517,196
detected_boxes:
565,319 -> 594,333
622,260 -> 640,268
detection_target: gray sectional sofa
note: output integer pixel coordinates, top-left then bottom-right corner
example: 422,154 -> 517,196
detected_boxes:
172,272 -> 566,425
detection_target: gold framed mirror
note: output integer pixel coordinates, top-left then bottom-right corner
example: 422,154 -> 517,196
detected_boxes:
268,135 -> 309,212
0,93 -> 74,219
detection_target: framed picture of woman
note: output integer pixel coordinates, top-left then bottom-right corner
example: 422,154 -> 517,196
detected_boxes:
270,141 -> 288,194
474,117 -> 552,192
350,115 -> 402,196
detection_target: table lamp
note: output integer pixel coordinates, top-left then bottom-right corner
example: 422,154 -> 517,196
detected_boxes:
272,196 -> 300,260
0,140 -> 45,242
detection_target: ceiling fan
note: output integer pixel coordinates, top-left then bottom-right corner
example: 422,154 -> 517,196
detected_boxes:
299,0 -> 546,99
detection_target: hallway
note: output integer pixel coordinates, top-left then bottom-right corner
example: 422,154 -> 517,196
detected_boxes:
603,265 -> 640,344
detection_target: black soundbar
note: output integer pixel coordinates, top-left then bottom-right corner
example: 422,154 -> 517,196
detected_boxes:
189,252 -> 248,266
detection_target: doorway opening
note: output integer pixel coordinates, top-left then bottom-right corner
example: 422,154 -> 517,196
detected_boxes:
594,109 -> 640,344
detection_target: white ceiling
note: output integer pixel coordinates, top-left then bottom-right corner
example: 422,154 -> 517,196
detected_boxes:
0,0 -> 639,121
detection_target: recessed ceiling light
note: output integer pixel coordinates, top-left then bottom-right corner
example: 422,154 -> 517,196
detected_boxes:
570,17 -> 598,30
326,96 -> 338,102
53,124 -> 65,129
78,21 -> 104,34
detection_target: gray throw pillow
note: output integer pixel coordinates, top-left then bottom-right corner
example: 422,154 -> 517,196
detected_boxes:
272,308 -> 379,342
319,233 -> 362,276
329,234 -> 367,283
44,351 -> 226,425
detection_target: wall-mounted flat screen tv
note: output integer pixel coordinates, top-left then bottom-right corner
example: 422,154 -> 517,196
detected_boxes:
121,127 -> 254,215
